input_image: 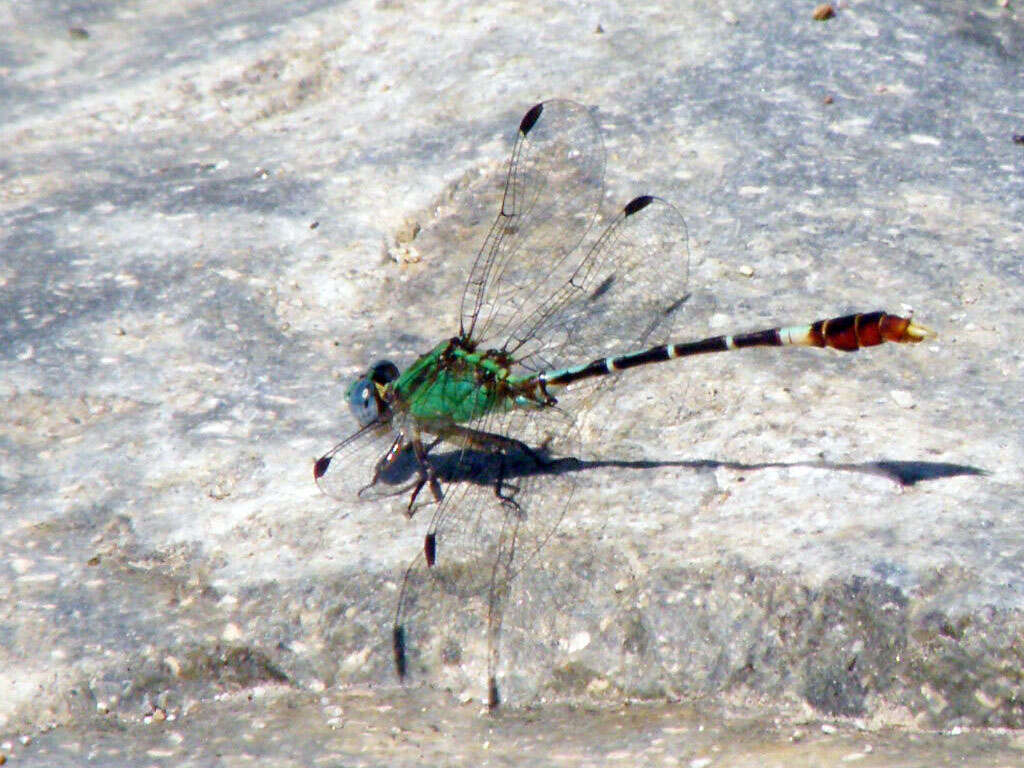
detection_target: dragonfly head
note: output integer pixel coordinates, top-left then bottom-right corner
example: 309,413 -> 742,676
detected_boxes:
345,360 -> 400,427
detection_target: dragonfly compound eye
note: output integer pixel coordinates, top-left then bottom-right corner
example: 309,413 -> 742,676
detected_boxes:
346,376 -> 381,427
370,360 -> 400,385
345,361 -> 399,427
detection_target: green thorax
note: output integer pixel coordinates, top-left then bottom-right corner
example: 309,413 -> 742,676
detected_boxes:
392,338 -> 523,424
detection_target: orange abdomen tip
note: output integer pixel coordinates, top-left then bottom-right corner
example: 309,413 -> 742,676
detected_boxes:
881,314 -> 935,344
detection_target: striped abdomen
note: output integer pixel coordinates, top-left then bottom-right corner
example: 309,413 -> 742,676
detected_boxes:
779,311 -> 931,351
541,311 -> 933,389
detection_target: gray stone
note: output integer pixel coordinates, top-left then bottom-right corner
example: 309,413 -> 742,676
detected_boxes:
2,0 -> 1022,762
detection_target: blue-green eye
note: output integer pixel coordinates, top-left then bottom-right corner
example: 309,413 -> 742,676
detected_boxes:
369,361 -> 400,386
346,360 -> 399,427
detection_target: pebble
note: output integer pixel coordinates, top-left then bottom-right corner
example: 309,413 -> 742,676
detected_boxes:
890,389 -> 915,408
813,4 -> 836,20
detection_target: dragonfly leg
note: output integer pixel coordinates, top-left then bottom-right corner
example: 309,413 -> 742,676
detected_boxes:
537,377 -> 558,406
355,433 -> 444,516
494,451 -> 526,518
441,424 -> 546,517
358,432 -> 409,496
404,433 -> 444,518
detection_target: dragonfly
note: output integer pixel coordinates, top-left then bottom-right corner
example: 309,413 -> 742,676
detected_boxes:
314,100 -> 932,709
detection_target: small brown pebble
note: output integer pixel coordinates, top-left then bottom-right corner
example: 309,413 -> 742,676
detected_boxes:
812,4 -> 835,20
0,752 -> 7,764
394,218 -> 421,245
69,27 -> 90,40
823,94 -> 834,104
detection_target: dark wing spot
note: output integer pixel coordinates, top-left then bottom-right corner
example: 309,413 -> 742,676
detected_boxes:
313,456 -> 331,479
623,195 -> 654,216
520,102 -> 544,134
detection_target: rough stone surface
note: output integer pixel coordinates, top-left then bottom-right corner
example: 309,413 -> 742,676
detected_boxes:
2,0 -> 1023,763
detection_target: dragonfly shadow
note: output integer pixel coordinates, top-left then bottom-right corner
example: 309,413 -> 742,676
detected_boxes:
604,456 -> 987,487
424,447 -> 986,489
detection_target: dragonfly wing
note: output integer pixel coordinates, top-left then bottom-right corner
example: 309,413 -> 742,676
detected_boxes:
511,195 -> 692,373
313,416 -> 419,502
460,100 -> 606,344
392,402 -> 580,704
392,536 -> 493,702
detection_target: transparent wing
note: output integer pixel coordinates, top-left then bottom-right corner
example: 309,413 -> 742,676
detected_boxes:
390,126 -> 690,705
509,195 -> 691,374
460,100 -> 606,344
392,398 -> 581,704
313,415 -> 420,503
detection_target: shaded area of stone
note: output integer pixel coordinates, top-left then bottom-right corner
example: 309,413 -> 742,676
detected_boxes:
10,688 -> 1024,768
